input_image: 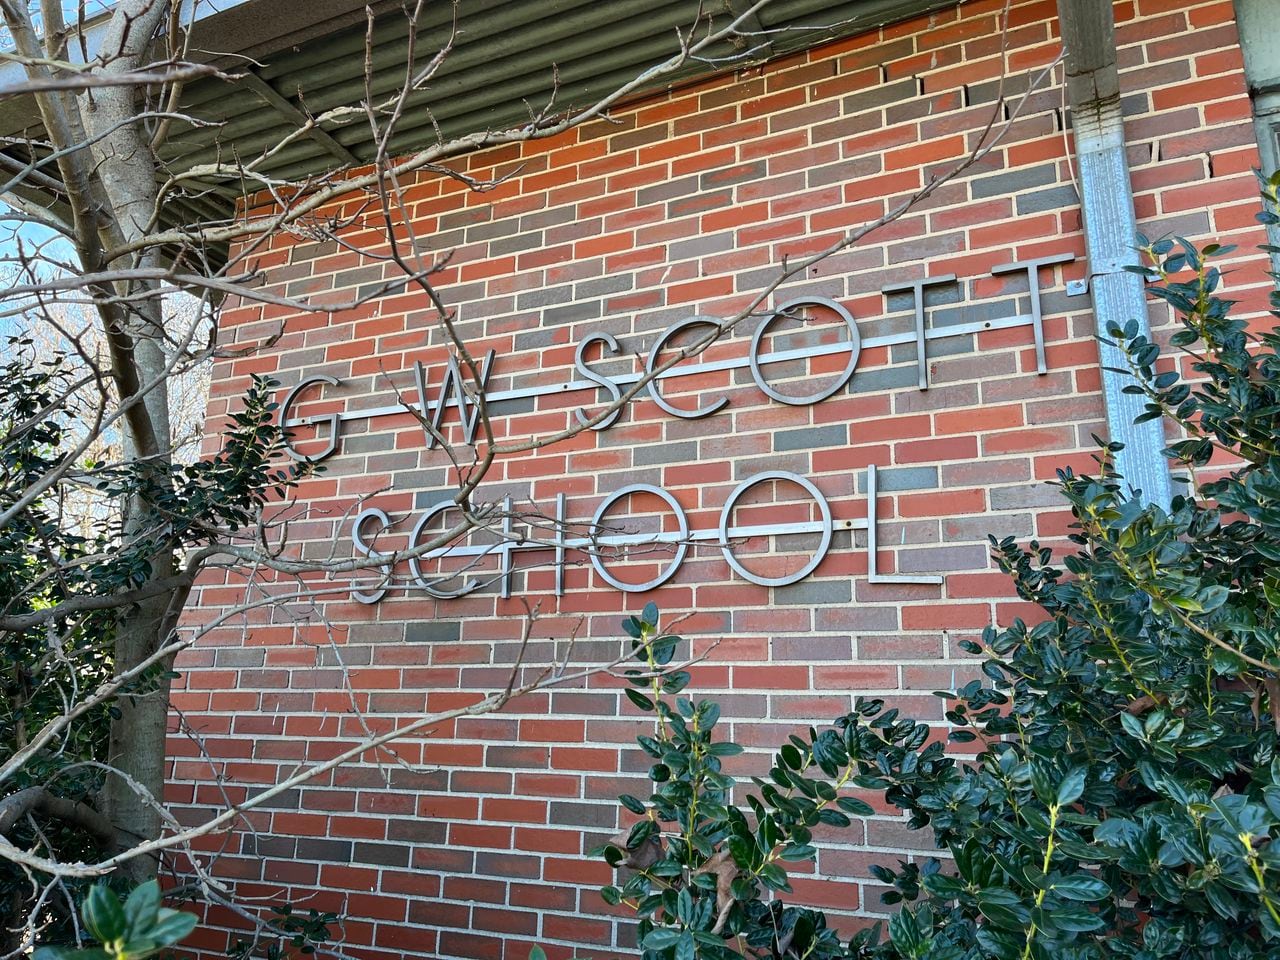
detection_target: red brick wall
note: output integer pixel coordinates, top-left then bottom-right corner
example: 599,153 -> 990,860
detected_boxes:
173,1 -> 1271,957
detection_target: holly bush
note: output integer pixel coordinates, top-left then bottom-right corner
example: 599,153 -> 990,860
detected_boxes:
600,207 -> 1280,958
33,880 -> 196,960
1,348 -> 310,945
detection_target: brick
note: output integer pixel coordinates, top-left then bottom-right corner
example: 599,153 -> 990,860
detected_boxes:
970,164 -> 1058,199
403,620 -> 461,644
858,465 -> 938,492
181,5 -> 1270,957
895,436 -> 978,463
774,424 -> 848,451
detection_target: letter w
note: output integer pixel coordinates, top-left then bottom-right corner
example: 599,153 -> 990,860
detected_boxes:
413,350 -> 496,449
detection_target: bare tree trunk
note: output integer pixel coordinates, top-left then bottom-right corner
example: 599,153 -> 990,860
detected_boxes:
78,0 -> 178,883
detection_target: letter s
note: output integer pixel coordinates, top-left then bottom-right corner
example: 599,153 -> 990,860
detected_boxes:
573,332 -> 624,431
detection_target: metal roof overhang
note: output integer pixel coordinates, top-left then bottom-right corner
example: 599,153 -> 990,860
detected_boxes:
0,0 -> 952,238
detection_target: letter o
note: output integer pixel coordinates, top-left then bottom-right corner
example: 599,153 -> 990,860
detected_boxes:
589,484 -> 689,593
749,296 -> 861,406
718,471 -> 833,587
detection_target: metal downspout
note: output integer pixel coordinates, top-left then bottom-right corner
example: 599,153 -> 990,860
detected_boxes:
1057,0 -> 1173,508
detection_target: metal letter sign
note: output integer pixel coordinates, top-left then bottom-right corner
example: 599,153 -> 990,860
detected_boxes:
276,254 -> 1077,600
349,465 -> 940,603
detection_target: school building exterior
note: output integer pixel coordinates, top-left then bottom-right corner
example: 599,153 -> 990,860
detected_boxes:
172,0 -> 1280,956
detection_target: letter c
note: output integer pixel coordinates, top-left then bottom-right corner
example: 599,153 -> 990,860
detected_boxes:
646,317 -> 729,419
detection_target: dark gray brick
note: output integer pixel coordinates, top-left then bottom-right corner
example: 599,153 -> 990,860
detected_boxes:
843,78 -> 917,116
700,159 -> 765,190
245,787 -> 300,810
357,280 -> 402,302
494,641 -> 557,664
898,544 -> 987,573
241,834 -> 296,857
1147,211 -> 1211,241
576,274 -> 634,298
466,218 -> 520,242
772,634 -> 852,660
289,239 -> 339,262
1121,92 -> 1149,117
884,279 -> 962,313
1039,289 -> 1090,316
516,283 -> 573,309
971,164 -> 1057,200
930,295 -> 1018,329
544,299 -> 602,325
612,123 -> 666,150
549,801 -> 617,828
487,745 -> 551,768
476,852 -> 542,878
353,842 -> 410,867
889,332 -> 974,365
634,440 -> 698,465
341,432 -> 396,455
387,818 -> 448,843
520,206 -> 577,231
214,648 -> 264,668
1016,185 -> 1079,216
946,513 -> 1032,540
887,230 -> 967,263
330,264 -> 378,291
392,469 -> 451,490
405,620 -> 462,644
816,605 -> 900,631
989,483 -> 1061,509
669,232 -> 734,262
858,466 -> 938,493
894,382 -> 979,413
965,73 -> 1035,106
513,325 -> 565,350
487,396 -> 538,418
317,645 -> 372,666
388,768 -> 449,791
810,110 -> 882,145
413,487 -> 458,509
849,364 -> 917,393
296,838 -> 352,861
413,227 -> 465,252
488,231 -> 545,256
732,453 -> 811,480
808,154 -> 882,188
438,206 -> 490,231
774,424 -> 847,452
779,578 -> 853,605
637,174 -> 699,206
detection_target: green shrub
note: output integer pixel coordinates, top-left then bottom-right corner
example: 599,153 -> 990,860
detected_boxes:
33,880 -> 196,960
601,217 -> 1280,958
